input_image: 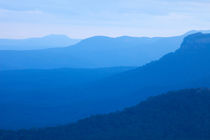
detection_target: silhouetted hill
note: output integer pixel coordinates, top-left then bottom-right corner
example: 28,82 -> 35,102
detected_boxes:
80,32 -> 210,107
0,34 -> 184,70
180,32 -> 210,50
1,33 -> 210,130
1,88 -> 210,140
0,35 -> 80,50
183,30 -> 210,36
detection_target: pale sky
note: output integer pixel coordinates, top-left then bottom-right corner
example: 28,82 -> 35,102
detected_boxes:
0,0 -> 210,39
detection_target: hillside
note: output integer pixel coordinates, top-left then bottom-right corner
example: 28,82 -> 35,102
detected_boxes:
89,32 -> 210,99
1,88 -> 210,140
73,32 -> 210,114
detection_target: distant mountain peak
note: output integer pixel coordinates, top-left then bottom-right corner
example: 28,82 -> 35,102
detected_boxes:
183,30 -> 210,36
180,33 -> 210,51
80,36 -> 113,42
43,34 -> 72,40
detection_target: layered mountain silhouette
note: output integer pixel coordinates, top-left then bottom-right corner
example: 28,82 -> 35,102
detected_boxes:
0,34 -> 184,70
80,32 -> 210,111
1,33 -> 210,129
1,88 -> 210,140
1,30 -> 210,70
0,35 -> 80,50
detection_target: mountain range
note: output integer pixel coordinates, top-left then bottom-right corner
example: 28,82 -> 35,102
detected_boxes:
1,30 -> 209,70
1,32 -> 210,129
0,35 -> 80,50
1,88 -> 210,140
0,32 -> 186,70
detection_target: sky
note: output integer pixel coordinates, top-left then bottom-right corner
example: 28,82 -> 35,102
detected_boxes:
0,0 -> 210,39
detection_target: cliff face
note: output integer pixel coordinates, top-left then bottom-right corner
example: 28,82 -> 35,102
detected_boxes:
180,33 -> 210,51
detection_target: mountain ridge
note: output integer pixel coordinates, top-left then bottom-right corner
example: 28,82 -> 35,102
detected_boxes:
0,33 -> 183,70
1,88 -> 210,140
180,32 -> 210,51
1,30 -> 210,70
0,34 -> 210,130
1,33 -> 210,129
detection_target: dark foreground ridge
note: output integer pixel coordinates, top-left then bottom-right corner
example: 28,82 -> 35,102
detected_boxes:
1,88 -> 210,140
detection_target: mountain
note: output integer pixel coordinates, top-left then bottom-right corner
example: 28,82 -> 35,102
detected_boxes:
1,31 -> 210,70
0,67 -> 134,130
82,32 -> 210,108
0,35 -> 80,50
1,33 -> 210,129
183,30 -> 210,36
0,33 -> 184,70
1,88 -> 210,140
1,30 -> 209,70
